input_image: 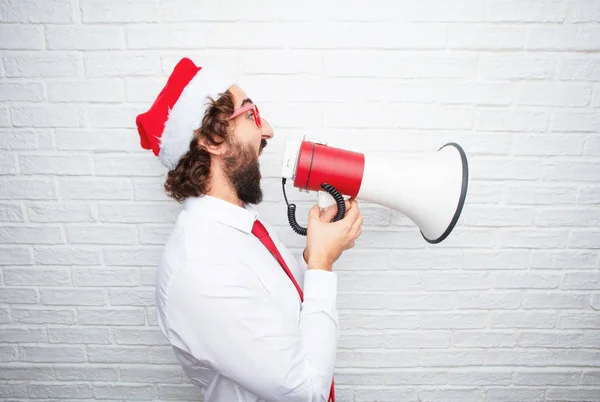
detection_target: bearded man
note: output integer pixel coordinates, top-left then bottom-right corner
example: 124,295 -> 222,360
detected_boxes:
135,58 -> 363,402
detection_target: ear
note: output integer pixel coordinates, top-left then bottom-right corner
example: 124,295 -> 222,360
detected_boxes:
197,136 -> 227,157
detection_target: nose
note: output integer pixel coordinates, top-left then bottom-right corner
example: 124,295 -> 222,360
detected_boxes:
261,118 -> 274,140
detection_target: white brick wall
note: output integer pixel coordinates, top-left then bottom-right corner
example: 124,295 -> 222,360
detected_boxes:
1,0 -> 599,400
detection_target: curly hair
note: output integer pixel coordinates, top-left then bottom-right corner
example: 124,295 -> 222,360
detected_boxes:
163,89 -> 235,203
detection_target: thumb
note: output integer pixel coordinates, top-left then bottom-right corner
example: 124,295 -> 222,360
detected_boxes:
319,204 -> 339,222
308,205 -> 320,220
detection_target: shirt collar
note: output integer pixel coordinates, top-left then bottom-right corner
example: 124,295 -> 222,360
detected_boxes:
183,195 -> 259,234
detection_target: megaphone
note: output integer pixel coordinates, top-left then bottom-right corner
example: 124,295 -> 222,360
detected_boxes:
280,138 -> 469,244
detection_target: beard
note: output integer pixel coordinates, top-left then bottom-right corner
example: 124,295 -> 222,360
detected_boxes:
223,138 -> 267,205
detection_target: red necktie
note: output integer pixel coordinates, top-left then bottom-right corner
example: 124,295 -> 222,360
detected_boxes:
252,219 -> 335,402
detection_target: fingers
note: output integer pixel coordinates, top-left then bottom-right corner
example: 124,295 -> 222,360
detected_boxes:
350,213 -> 363,236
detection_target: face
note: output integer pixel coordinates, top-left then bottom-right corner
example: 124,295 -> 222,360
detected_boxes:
222,85 -> 274,205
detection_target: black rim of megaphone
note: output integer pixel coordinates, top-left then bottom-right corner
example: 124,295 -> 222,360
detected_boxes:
422,142 -> 469,245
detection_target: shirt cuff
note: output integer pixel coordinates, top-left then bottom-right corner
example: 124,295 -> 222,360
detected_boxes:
303,269 -> 337,301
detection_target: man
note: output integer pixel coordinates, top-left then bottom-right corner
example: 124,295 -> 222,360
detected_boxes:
135,58 -> 363,402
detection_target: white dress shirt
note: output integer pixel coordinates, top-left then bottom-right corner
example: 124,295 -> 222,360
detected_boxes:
155,195 -> 339,402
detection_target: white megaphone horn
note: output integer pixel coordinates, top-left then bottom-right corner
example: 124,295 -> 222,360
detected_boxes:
280,138 -> 469,244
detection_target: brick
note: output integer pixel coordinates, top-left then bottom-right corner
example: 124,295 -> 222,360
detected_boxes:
454,331 -> 517,348
421,312 -> 488,329
156,384 -> 203,400
527,25 -> 600,51
113,328 -> 168,345
28,202 -> 94,223
67,225 -> 137,245
507,185 -> 577,205
520,83 -> 591,106
55,365 -> 118,381
355,388 -> 417,401
0,349 -> 17,363
552,111 -> 600,132
73,267 -> 140,287
386,331 -> 450,349
584,135 -> 600,155
546,388 -> 600,401
487,0 -> 567,21
457,292 -> 521,310
462,250 -> 530,269
518,332 -> 585,348
89,105 -> 144,129
98,202 -> 180,223
424,272 -> 491,291
559,59 -> 600,81
0,177 -> 57,200
535,208 -> 600,227
563,272 -> 600,289
0,340 -> 17,356
12,105 -> 86,128
0,383 -> 27,398
501,230 -> 569,248
485,349 -> 552,366
0,307 -> 8,323
12,307 -> 74,324
0,327 -> 47,342
0,22 -> 41,48
0,287 -> 37,304
87,345 -> 150,363
343,272 -> 421,292
120,365 -> 183,383
60,177 -> 133,200
133,179 -> 171,201
0,203 -> 24,222
484,387 -> 545,401
41,288 -> 106,306
450,25 -> 525,49
581,370 -> 600,385
476,108 -> 547,132
523,292 -> 589,309
0,129 -> 53,150
567,0 -> 600,22
461,205 -> 533,227
325,53 -> 476,79
34,246 -> 101,265
0,246 -> 32,265
81,0 -> 159,22
109,288 -> 154,306
48,81 -> 125,103
84,52 -> 161,78
46,26 -> 125,50
0,82 -> 44,101
491,311 -> 557,329
103,247 -> 162,266
0,226 -> 62,245
558,313 -> 600,329
93,384 -> 154,400
20,345 -> 86,362
4,52 -> 80,78
0,153 -> 17,174
0,364 -> 54,380
0,0 -> 73,23
78,308 -> 145,325
494,272 -> 561,289
48,326 -> 110,344
514,370 -> 580,386
450,370 -> 512,385
569,230 -> 600,249
126,77 -> 173,102
543,161 -> 600,182
94,154 -> 166,177
28,383 -> 91,398
480,55 -> 556,80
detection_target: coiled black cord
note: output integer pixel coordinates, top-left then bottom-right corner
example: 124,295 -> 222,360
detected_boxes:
282,178 -> 346,236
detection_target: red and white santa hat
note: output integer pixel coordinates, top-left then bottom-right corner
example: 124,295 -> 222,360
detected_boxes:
135,57 -> 235,170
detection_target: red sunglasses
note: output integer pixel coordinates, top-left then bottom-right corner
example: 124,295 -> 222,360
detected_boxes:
228,103 -> 262,128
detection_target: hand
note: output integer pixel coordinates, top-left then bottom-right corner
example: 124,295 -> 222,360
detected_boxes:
305,198 -> 363,271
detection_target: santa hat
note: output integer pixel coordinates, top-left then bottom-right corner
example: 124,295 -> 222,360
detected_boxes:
135,57 -> 235,170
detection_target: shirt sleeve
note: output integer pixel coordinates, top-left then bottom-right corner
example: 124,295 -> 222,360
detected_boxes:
165,261 -> 339,402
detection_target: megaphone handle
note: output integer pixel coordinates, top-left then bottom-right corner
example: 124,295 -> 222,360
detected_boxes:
281,179 -> 346,236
